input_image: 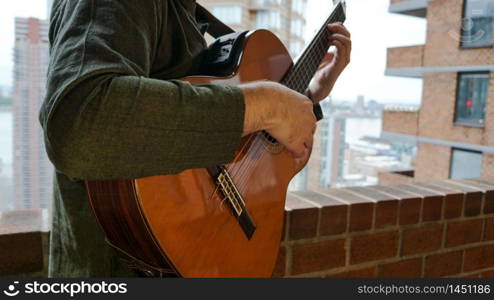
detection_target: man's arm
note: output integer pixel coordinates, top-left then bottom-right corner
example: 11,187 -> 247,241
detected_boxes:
43,0 -> 318,181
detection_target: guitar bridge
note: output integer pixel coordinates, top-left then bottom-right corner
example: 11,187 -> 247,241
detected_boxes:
214,166 -> 256,240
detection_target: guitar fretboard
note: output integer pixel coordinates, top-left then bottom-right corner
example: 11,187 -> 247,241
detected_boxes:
281,1 -> 346,94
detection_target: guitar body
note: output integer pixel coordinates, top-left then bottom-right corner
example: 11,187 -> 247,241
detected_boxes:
86,30 -> 308,277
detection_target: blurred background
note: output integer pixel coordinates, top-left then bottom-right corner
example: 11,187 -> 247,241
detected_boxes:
0,0 -> 492,213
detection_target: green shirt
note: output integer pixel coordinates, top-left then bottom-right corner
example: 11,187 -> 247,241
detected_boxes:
40,0 -> 245,277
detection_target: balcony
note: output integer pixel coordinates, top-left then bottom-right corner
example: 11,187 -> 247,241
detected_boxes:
389,0 -> 428,18
2,178 -> 494,278
382,105 -> 419,138
385,45 -> 425,78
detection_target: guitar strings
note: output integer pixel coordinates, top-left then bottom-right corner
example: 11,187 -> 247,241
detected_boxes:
211,4 -> 345,204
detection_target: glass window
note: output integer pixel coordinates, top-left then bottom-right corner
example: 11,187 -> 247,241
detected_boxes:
450,149 -> 482,179
255,11 -> 281,29
292,0 -> 306,15
290,19 -> 304,37
211,6 -> 242,25
289,41 -> 303,54
455,72 -> 490,126
254,0 -> 282,5
461,0 -> 494,48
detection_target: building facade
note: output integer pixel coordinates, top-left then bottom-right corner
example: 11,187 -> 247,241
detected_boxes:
198,0 -> 307,57
12,17 -> 52,210
383,0 -> 494,182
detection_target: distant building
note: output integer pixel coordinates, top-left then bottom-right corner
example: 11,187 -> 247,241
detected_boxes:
47,0 -> 53,18
383,0 -> 494,182
12,17 -> 52,210
198,0 -> 307,57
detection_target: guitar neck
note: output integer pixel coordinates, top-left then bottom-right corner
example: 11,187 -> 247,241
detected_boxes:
281,1 -> 346,119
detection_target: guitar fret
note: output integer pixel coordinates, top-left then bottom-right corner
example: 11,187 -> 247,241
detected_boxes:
281,2 -> 346,94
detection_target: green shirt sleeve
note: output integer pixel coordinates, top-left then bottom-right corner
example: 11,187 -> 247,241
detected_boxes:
42,0 -> 245,180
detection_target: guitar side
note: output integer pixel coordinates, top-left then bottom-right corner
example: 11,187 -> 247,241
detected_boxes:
86,30 -> 309,277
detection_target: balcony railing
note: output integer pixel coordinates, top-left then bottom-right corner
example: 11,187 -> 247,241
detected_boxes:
2,178 -> 494,278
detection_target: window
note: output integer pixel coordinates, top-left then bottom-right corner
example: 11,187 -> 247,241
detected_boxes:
450,149 -> 482,179
289,41 -> 303,54
211,6 -> 242,25
254,0 -> 282,6
455,72 -> 490,126
292,0 -> 306,15
291,19 -> 304,37
461,0 -> 494,48
255,11 -> 281,29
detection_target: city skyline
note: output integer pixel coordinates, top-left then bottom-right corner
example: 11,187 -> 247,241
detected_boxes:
12,17 -> 52,210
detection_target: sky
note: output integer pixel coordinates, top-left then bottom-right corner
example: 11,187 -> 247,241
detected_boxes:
0,0 -> 426,104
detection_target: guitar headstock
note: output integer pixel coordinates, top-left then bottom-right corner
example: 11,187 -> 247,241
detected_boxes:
333,0 -> 347,14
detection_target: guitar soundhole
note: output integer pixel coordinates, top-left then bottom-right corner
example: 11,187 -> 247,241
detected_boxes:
262,131 -> 278,144
260,131 -> 284,154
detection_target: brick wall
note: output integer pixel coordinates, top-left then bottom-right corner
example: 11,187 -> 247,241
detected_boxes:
386,45 -> 424,69
2,179 -> 494,278
385,0 -> 494,181
274,178 -> 494,278
414,143 -> 451,181
383,110 -> 419,136
424,0 -> 494,68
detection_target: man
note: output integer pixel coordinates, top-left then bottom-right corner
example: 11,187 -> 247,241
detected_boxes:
40,0 -> 351,277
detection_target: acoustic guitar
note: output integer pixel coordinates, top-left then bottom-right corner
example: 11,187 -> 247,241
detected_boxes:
86,1 -> 347,277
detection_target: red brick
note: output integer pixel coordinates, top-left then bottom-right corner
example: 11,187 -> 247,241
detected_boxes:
443,194 -> 464,219
285,194 -> 318,240
425,251 -> 463,277
379,258 -> 422,278
350,231 -> 398,264
349,203 -> 374,232
396,184 -> 444,222
445,219 -> 483,248
419,183 -> 463,219
320,205 -> 347,236
399,197 -> 422,225
464,244 -> 494,272
348,187 -> 398,229
459,179 -> 494,215
484,217 -> 494,241
440,181 -> 483,217
319,189 -> 374,232
371,186 -> 421,225
422,196 -> 444,222
327,266 -> 376,278
291,239 -> 345,275
272,246 -> 286,278
481,269 -> 494,278
402,224 -> 443,256
297,191 -> 347,236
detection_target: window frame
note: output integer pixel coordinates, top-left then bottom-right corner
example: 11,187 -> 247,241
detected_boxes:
449,148 -> 483,179
453,71 -> 490,128
460,0 -> 494,49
